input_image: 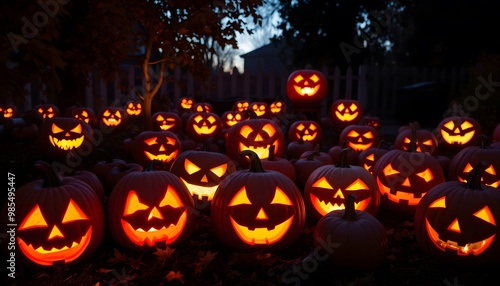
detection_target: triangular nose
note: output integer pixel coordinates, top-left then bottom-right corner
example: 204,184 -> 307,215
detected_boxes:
48,225 -> 65,240
256,208 -> 268,220
159,145 -> 166,151
255,134 -> 263,141
201,175 -> 208,183
148,207 -> 163,221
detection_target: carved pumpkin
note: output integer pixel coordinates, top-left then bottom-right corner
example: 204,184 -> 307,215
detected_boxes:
395,123 -> 438,155
125,100 -> 143,118
329,99 -> 363,128
288,120 -> 323,145
170,140 -> 236,211
34,104 -> 60,119
234,100 -> 250,113
415,162 -> 500,264
7,161 -> 104,266
211,151 -> 305,251
249,101 -> 271,118
448,136 -> 500,189
225,114 -> 285,168
132,131 -> 182,169
100,107 -> 128,129
357,141 -> 390,174
179,97 -> 195,113
286,69 -> 328,103
40,117 -> 94,160
107,160 -> 196,251
339,125 -> 379,152
360,115 -> 381,130
436,116 -> 482,151
313,194 -> 388,270
185,112 -> 223,143
222,110 -> 246,129
3,105 -> 19,118
192,102 -> 213,113
304,148 -> 380,220
270,100 -> 286,115
71,107 -> 98,127
372,134 -> 445,214
151,111 -> 182,133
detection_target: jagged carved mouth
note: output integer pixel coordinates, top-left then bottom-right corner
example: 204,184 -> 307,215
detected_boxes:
238,141 -> 278,159
49,135 -> 85,150
144,150 -> 178,163
193,125 -> 216,135
377,177 -> 424,205
440,130 -> 474,145
310,193 -> 371,215
180,178 -> 218,201
230,216 -> 293,245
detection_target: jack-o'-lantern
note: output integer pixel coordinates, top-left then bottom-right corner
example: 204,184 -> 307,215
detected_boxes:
40,117 -> 94,160
234,100 -> 250,113
8,161 -> 104,266
448,136 -> 500,189
436,116 -> 482,150
360,115 -> 381,130
34,104 -> 60,119
225,114 -> 285,168
192,102 -> 213,113
179,97 -> 195,113
249,101 -> 270,118
185,112 -> 223,143
270,100 -> 286,115
3,105 -> 18,118
415,162 -> 500,264
170,140 -> 236,211
286,69 -> 327,103
288,120 -> 323,145
395,123 -> 438,155
339,125 -> 379,152
304,148 -> 380,220
100,107 -> 128,129
72,107 -> 98,127
222,110 -> 245,129
151,111 -> 182,133
372,135 -> 445,214
107,160 -> 196,251
358,141 -> 390,174
132,131 -> 182,168
125,101 -> 143,118
211,151 -> 305,251
329,99 -> 363,128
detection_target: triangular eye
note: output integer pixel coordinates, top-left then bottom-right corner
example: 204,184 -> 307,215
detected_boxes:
240,125 -> 253,138
70,124 -> 82,134
62,199 -> 89,223
114,111 -> 122,118
349,104 -> 358,111
52,123 -> 64,134
310,74 -> 320,83
474,206 -> 496,226
124,191 -> 149,216
159,185 -> 183,208
207,116 -> 216,124
229,187 -> 251,206
463,163 -> 473,173
337,103 -> 345,111
262,124 -> 276,137
416,168 -> 434,182
81,110 -> 88,117
422,139 -> 433,146
103,110 -> 111,117
166,137 -> 177,145
383,164 -> 400,176
144,137 -> 158,145
366,153 -> 375,162
270,186 -> 293,205
443,121 -> 455,130
185,159 -> 201,174
296,124 -> 305,131
19,205 -> 48,230
309,124 -> 317,131
293,75 -> 304,83
194,115 -> 203,123
347,130 -> 359,137
156,115 -> 164,121
312,177 -> 333,189
429,196 -> 446,208
460,121 -> 473,129
345,179 -> 369,191
363,132 -> 373,139
210,163 -> 227,177
485,165 -> 496,175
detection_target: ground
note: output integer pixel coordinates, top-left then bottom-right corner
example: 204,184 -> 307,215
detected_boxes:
1,118 -> 498,286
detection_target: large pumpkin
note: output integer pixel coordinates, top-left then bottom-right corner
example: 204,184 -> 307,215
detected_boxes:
415,162 -> 500,264
304,148 -> 380,220
286,69 -> 328,103
211,151 -> 305,251
313,194 -> 388,270
107,161 -> 197,251
2,161 -> 104,266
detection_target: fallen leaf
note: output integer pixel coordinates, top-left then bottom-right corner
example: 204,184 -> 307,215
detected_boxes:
107,248 -> 129,264
165,270 -> 184,283
195,251 -> 217,274
154,246 -> 176,263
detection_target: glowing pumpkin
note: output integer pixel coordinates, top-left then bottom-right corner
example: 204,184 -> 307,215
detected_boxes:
3,105 -> 19,118
436,116 -> 482,151
304,148 -> 380,220
249,101 -> 271,118
357,141 -> 390,174
34,104 -> 60,119
192,102 -> 213,113
288,120 -> 323,145
169,140 -> 236,211
222,110 -> 246,129
125,100 -> 143,118
339,125 -> 379,152
395,123 -> 438,155
360,115 -> 381,130
71,107 -> 98,127
415,162 -> 500,264
329,99 -> 363,129
107,160 -> 196,251
185,112 -> 223,143
234,100 -> 250,113
100,107 -> 128,129
5,161 -> 104,266
131,131 -> 182,169
286,69 -> 328,103
178,97 -> 195,113
211,151 -> 305,251
270,100 -> 286,115
150,111 -> 182,133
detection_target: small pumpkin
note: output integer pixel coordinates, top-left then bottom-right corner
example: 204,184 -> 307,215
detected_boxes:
178,97 -> 196,113
249,101 -> 271,118
72,107 -> 98,127
313,194 -> 388,270
125,100 -> 143,118
100,107 -> 129,129
150,111 -> 182,133
394,122 -> 438,155
288,120 -> 323,145
329,99 -> 363,129
131,131 -> 182,169
286,69 -> 328,103
185,112 -> 223,143
2,104 -> 19,118
270,99 -> 286,115
436,115 -> 482,151
34,103 -> 60,119
234,100 -> 250,113
211,151 -> 305,251
192,102 -> 213,113
339,124 -> 379,152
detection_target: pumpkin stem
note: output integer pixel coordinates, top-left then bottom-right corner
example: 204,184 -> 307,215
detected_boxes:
342,194 -> 358,221
466,161 -> 489,190
34,161 -> 63,187
268,145 -> 276,161
408,122 -> 417,152
240,150 -> 265,172
246,109 -> 258,119
336,148 -> 352,168
476,134 -> 490,149
144,160 -> 164,171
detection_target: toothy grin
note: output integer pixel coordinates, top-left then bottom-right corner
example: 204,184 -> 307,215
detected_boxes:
310,193 -> 371,215
238,142 -> 277,159
230,216 -> 294,245
49,135 -> 85,150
